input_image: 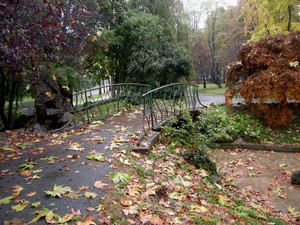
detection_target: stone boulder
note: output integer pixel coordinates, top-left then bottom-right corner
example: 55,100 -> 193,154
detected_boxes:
291,170 -> 300,185
35,91 -> 71,129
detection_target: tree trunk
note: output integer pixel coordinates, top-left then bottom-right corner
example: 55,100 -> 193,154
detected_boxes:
0,71 -> 8,129
7,77 -> 17,129
287,5 -> 292,32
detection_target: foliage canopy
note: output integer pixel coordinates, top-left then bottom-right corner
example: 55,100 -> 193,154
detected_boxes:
226,31 -> 300,127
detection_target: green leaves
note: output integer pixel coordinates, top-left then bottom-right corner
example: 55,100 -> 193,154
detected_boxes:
110,172 -> 130,184
12,203 -> 28,212
19,162 -> 37,171
86,154 -> 106,162
0,196 -> 13,205
45,185 -> 73,198
29,208 -> 56,224
41,156 -> 59,161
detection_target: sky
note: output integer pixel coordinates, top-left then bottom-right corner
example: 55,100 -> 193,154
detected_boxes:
182,0 -> 238,10
181,0 -> 238,28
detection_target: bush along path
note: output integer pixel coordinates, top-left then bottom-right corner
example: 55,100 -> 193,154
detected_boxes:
0,107 -> 299,224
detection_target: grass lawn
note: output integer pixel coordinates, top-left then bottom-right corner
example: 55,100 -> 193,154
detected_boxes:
198,83 -> 226,95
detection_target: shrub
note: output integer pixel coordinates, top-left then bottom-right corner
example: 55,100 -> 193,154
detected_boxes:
195,106 -> 270,143
226,32 -> 300,127
161,109 -> 217,175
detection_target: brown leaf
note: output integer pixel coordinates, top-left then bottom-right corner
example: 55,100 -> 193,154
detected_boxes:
71,208 -> 82,216
86,207 -> 95,212
76,216 -> 96,225
122,205 -> 139,215
27,191 -> 36,197
79,186 -> 89,191
140,214 -> 152,224
94,181 -> 108,189
120,198 -> 133,207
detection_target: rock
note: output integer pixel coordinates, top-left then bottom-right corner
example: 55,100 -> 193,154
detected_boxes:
46,108 -> 64,116
33,123 -> 48,137
58,112 -> 72,124
33,123 -> 46,132
35,90 -> 72,129
291,170 -> 300,185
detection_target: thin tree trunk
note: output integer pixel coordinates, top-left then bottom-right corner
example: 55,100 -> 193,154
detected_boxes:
287,5 -> 292,32
7,78 -> 17,129
0,71 -> 8,129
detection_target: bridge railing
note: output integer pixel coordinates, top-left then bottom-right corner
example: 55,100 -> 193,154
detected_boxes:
138,83 -> 205,144
56,83 -> 152,131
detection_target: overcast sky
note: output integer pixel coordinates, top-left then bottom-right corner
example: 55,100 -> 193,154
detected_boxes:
182,0 -> 238,10
181,0 -> 238,28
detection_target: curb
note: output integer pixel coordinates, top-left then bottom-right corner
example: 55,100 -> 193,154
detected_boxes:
132,132 -> 160,154
215,143 -> 300,153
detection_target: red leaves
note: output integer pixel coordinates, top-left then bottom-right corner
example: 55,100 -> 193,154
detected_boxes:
227,31 -> 300,127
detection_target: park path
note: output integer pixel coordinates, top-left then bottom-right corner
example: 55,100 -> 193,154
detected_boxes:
0,93 -> 239,224
0,109 -> 144,224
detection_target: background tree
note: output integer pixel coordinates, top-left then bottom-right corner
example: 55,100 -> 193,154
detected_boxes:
190,1 -> 246,87
240,0 -> 300,40
0,0 -> 125,129
192,32 -> 211,88
100,0 -> 192,85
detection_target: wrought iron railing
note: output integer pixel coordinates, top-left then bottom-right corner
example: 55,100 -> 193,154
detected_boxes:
54,83 -> 152,131
138,83 -> 205,144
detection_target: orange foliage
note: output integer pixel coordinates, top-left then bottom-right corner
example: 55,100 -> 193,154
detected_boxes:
226,32 -> 300,127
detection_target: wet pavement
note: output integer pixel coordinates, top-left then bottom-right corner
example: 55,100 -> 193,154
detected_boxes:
0,110 -> 143,224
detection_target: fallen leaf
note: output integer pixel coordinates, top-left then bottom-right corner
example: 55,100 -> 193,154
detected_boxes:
120,198 -> 133,207
87,207 -> 95,212
71,208 -> 82,216
69,143 -> 85,152
288,206 -> 300,217
84,192 -> 98,199
94,181 -> 108,189
29,208 -> 53,224
110,172 -> 130,184
169,192 -> 183,200
64,191 -> 81,199
86,154 -> 106,162
0,196 -> 13,205
27,191 -> 36,197
31,201 -> 41,208
76,216 -> 96,225
12,203 -> 28,212
174,176 -> 193,187
45,184 -> 72,198
217,195 -> 230,206
190,204 -> 208,213
97,204 -> 106,212
19,162 -> 37,171
57,213 -> 74,223
79,186 -> 89,191
140,214 -> 152,224
123,205 -> 139,215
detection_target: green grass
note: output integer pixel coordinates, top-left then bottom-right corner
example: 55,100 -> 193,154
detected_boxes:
198,83 -> 226,95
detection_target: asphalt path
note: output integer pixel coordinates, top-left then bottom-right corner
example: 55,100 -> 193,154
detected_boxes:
0,94 -> 232,224
0,110 -> 143,224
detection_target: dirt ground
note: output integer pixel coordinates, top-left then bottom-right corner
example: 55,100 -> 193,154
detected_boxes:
214,148 -> 300,214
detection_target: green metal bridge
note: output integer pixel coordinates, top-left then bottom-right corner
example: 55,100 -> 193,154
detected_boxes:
58,83 -> 205,142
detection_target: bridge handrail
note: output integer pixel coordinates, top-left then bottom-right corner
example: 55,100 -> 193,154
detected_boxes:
138,83 -> 205,144
53,83 -> 152,132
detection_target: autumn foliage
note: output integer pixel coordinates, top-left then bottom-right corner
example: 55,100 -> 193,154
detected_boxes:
226,32 -> 300,127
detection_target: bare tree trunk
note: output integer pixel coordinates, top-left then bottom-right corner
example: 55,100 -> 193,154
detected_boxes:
0,71 -> 8,129
287,5 -> 292,32
7,77 -> 17,129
